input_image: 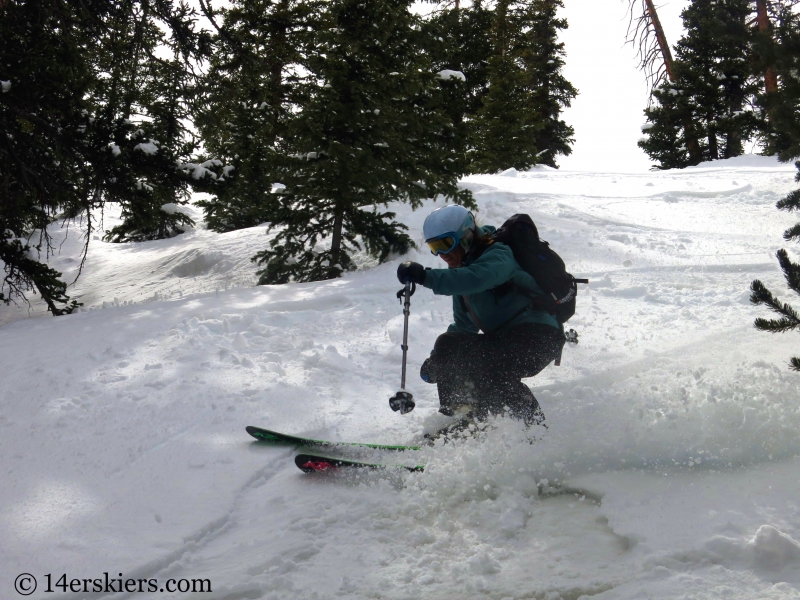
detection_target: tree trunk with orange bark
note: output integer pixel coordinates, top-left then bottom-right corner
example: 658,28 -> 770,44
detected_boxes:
644,0 -> 674,81
756,0 -> 779,96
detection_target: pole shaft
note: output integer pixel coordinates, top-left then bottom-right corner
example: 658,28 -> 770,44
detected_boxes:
400,283 -> 411,389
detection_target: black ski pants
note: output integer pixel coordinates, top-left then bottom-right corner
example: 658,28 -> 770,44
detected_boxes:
424,323 -> 564,425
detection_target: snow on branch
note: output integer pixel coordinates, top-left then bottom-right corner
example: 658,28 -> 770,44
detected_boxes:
437,69 -> 466,81
177,159 -> 224,180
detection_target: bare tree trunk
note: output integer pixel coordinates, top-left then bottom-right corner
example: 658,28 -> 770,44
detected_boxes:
627,0 -> 673,88
683,121 -> 703,165
494,0 -> 510,57
725,100 -> 744,158
330,201 -> 344,272
707,119 -> 719,160
756,0 -> 779,95
644,0 -> 674,81
268,0 -> 290,137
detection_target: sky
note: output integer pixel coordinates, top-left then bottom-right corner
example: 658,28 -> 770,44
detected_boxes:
558,0 -> 691,172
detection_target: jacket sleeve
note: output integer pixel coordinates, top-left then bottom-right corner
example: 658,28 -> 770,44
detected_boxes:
423,244 -> 516,296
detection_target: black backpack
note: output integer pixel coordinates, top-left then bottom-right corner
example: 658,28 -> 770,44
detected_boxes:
491,214 -> 588,324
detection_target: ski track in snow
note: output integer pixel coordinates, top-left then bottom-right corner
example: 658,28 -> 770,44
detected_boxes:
2,156 -> 800,599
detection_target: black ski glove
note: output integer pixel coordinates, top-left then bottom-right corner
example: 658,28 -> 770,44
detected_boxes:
397,261 -> 427,285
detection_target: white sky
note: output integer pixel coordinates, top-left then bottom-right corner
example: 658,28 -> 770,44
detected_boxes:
558,0 -> 691,172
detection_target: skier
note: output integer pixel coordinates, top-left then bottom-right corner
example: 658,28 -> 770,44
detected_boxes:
396,204 -> 565,426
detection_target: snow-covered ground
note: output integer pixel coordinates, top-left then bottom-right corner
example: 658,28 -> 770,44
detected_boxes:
3,156 -> 800,600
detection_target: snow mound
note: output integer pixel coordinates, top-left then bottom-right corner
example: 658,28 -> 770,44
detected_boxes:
751,525 -> 800,572
701,525 -> 800,578
169,250 -> 226,278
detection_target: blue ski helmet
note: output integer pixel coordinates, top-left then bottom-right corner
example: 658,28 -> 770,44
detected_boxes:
423,205 -> 476,255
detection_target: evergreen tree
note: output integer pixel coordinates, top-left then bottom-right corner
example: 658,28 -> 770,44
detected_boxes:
422,2 -> 494,176
471,0 -> 538,173
0,0 -> 103,314
627,0 -> 704,166
639,75 -> 704,170
523,0 -> 577,168
195,0 -> 313,233
99,1 -> 212,243
756,2 -> 800,159
750,3 -> 800,370
471,0 -> 576,172
1,0 -> 216,314
640,0 -> 761,169
253,0 -> 474,284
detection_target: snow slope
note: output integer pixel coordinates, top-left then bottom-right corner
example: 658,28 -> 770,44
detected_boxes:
2,156 -> 800,599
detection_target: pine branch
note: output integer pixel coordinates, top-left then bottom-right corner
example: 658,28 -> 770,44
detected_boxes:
776,188 -> 800,212
0,236 -> 81,315
197,0 -> 226,39
751,278 -> 800,332
783,222 -> 800,242
754,315 -> 800,332
776,248 -> 800,293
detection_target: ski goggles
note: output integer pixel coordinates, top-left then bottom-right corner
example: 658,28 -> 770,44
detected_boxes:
426,234 -> 458,256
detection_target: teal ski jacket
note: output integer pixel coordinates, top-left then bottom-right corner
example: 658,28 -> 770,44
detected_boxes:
422,226 -> 560,334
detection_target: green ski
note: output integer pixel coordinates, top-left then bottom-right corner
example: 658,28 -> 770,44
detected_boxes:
295,453 -> 425,473
246,426 -> 420,451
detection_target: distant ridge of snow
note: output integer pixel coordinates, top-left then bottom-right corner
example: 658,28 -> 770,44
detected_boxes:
685,154 -> 792,170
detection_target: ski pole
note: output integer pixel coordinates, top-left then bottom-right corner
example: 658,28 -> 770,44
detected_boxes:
389,282 -> 415,414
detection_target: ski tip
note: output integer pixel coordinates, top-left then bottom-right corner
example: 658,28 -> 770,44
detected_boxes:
294,453 -> 425,474
295,454 -> 340,473
246,426 -> 288,443
245,425 -> 272,441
